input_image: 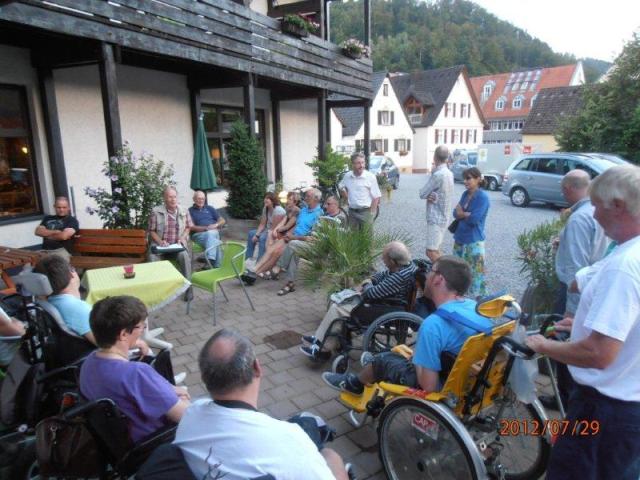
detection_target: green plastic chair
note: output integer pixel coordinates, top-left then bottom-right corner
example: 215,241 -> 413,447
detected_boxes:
188,241 -> 255,325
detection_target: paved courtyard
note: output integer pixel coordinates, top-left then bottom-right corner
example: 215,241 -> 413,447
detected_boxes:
153,173 -> 560,479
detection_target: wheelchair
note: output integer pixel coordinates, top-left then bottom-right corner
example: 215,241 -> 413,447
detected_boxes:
337,294 -> 553,480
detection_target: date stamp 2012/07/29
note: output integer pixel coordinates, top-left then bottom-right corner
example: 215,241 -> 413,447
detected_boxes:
499,419 -> 600,437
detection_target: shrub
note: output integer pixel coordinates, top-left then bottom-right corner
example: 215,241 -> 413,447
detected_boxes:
226,121 -> 267,219
305,146 -> 349,191
84,143 -> 175,230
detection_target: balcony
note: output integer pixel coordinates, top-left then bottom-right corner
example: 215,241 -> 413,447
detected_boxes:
0,0 -> 372,99
409,114 -> 423,125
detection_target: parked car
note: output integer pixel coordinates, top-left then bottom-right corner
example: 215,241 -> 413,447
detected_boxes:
583,152 -> 629,165
369,155 -> 400,189
451,150 -> 478,182
502,153 -> 618,208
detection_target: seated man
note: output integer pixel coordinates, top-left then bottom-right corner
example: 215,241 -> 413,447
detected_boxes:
300,241 -> 416,359
174,328 -> 348,480
148,186 -> 193,300
80,296 -> 190,443
0,304 -> 26,367
188,190 -> 226,268
273,195 -> 346,296
322,256 -> 492,394
34,196 -> 79,260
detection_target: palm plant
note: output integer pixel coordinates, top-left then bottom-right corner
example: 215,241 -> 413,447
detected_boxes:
296,220 -> 413,295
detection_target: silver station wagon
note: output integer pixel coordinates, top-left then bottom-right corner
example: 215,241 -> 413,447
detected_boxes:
502,153 -> 618,207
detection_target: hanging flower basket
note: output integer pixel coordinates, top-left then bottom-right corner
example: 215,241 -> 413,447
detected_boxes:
340,38 -> 371,59
281,14 -> 318,38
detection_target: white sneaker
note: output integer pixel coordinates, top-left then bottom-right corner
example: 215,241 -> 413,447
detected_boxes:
174,372 -> 187,385
245,259 -> 256,270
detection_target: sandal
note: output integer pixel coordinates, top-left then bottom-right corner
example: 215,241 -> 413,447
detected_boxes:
257,271 -> 272,280
277,282 -> 295,296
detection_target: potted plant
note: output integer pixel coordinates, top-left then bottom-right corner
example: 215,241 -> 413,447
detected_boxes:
399,150 -> 409,157
305,146 -> 349,202
340,38 -> 371,59
281,14 -> 319,37
376,173 -> 392,202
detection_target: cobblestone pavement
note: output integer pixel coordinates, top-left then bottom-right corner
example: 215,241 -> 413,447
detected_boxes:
375,173 -> 559,300
152,176 -> 563,478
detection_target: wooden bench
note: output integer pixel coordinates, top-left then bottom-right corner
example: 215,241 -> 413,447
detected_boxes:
71,229 -> 148,270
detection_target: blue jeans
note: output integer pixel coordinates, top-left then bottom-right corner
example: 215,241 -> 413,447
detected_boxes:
246,229 -> 267,261
547,384 -> 640,480
192,230 -> 222,267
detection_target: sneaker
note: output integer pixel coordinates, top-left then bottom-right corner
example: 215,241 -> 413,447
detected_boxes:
321,372 -> 364,395
360,351 -> 375,367
301,335 -> 317,345
174,372 -> 187,385
300,344 -> 320,359
245,259 -> 256,270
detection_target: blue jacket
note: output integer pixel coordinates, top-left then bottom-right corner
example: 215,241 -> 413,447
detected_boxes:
453,189 -> 489,245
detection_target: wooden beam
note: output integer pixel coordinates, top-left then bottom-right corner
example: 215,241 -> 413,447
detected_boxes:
325,104 -> 331,144
364,0 -> 371,47
37,66 -> 68,198
243,73 -> 256,137
326,99 -> 369,108
267,0 -> 321,17
98,42 -> 122,198
271,99 -> 282,182
363,104 -> 370,165
189,86 -> 201,140
318,90 -> 327,161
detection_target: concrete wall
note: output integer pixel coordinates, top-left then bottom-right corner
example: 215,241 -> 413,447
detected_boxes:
0,45 -> 54,248
522,134 -> 559,153
280,99 -> 316,189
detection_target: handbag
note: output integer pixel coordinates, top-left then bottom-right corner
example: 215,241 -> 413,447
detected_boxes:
35,415 -> 104,477
447,219 -> 459,234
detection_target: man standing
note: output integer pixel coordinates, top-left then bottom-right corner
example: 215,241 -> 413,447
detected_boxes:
339,152 -> 381,229
174,329 -> 348,480
189,190 -> 226,268
526,164 -> 640,480
34,196 -> 79,259
418,146 -> 454,262
148,186 -> 193,299
541,170 -> 608,410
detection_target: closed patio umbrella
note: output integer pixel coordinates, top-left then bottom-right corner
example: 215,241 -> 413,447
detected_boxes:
190,116 -> 217,192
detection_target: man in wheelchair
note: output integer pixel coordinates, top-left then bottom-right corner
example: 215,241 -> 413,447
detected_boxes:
322,256 -> 492,395
301,241 -> 417,360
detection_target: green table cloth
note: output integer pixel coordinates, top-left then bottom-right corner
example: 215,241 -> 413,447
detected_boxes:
82,261 -> 191,311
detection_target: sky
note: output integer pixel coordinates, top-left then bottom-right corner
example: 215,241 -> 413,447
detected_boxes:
471,0 -> 639,61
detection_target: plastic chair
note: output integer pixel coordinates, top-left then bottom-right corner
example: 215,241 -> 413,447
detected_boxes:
188,241 -> 255,325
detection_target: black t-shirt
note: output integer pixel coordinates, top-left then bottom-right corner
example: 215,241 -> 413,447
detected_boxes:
40,215 -> 79,251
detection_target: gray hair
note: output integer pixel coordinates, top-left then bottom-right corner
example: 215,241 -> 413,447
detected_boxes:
163,185 -> 178,196
198,329 -> 256,396
307,187 -> 322,202
385,241 -> 411,267
590,164 -> 640,218
434,146 -> 449,164
350,152 -> 365,163
561,169 -> 590,190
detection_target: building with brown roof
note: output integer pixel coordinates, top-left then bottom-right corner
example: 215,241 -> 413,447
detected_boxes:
522,85 -> 584,151
470,63 -> 584,144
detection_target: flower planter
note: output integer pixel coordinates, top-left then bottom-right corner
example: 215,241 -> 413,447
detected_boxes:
282,21 -> 308,37
342,49 -> 362,59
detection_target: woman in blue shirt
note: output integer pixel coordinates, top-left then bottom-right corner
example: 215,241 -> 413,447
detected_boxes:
452,167 -> 490,296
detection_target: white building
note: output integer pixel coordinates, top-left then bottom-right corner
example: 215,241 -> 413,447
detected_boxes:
0,0 -> 372,248
331,72 -> 414,172
391,66 -> 486,173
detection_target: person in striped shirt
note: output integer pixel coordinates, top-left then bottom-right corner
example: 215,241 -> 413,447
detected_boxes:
301,241 -> 416,359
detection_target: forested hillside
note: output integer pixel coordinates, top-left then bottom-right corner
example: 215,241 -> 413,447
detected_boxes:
329,0 -> 610,82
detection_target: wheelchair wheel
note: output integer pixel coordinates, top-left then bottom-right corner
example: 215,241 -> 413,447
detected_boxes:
331,354 -> 349,374
467,395 -> 551,480
362,312 -> 423,354
379,397 -> 484,480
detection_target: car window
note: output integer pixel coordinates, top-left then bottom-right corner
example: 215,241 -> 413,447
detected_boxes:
534,158 -> 561,174
514,158 -> 534,171
467,153 -> 478,165
369,157 -> 384,170
566,159 -> 598,178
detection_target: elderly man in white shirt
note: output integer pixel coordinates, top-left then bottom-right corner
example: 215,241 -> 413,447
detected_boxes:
339,152 -> 381,229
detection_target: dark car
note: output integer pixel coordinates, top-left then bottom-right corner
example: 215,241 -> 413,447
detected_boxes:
369,155 -> 400,189
502,153 -> 618,208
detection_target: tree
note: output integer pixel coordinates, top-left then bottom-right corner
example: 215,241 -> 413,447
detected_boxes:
225,121 -> 267,218
556,33 -> 640,164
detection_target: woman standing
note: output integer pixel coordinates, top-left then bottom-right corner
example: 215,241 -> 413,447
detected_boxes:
452,167 -> 490,296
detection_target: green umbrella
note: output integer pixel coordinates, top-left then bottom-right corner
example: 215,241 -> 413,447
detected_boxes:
190,116 -> 217,192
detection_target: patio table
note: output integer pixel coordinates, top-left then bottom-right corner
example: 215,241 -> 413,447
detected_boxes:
0,246 -> 45,295
81,260 -> 191,349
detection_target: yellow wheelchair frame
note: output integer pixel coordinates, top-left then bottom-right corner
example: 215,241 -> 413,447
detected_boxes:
338,295 -> 553,480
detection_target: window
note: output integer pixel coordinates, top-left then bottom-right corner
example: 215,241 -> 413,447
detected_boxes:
482,81 -> 495,100
435,129 -> 443,144
512,82 -> 520,91
378,111 -> 394,126
530,94 -> 538,108
466,129 -> 471,143
355,140 -> 362,151
512,95 -> 524,109
452,129 -> 459,144
371,139 -> 383,152
383,83 -> 389,96
521,82 -> 528,90
534,158 -> 561,174
495,96 -> 506,111
0,85 -> 41,221
514,158 -> 533,171
565,159 -> 598,178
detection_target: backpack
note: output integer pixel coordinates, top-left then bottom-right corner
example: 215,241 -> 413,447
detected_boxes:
0,347 -> 45,426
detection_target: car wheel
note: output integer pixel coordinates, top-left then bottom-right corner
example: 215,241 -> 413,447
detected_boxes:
510,187 -> 530,207
486,177 -> 499,191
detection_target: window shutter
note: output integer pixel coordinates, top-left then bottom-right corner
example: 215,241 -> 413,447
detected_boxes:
391,111 -> 395,125
453,103 -> 456,117
378,111 -> 382,125
435,129 -> 438,143
384,139 -> 388,152
473,130 -> 477,143
444,129 -> 448,143
444,103 -> 448,117
460,129 -> 464,143
468,103 -> 471,118
394,139 -> 398,152
407,139 -> 411,151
